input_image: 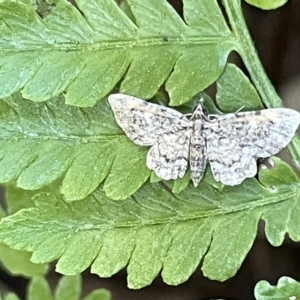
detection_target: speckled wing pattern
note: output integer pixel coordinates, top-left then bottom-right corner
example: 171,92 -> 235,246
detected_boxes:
108,93 -> 300,186
204,108 -> 300,185
108,94 -> 193,181
108,94 -> 190,146
146,129 -> 191,180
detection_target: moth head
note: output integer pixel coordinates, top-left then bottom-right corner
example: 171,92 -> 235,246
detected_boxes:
191,97 -> 209,120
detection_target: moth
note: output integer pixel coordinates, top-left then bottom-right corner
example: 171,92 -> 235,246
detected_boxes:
108,93 -> 300,186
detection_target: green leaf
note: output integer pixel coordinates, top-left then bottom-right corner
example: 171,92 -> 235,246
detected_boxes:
167,43 -> 231,106
258,157 -> 299,187
172,170 -> 191,194
0,93 -> 151,200
254,276 -> 300,300
0,243 -> 48,278
5,182 -> 60,215
289,134 -> 300,170
4,294 -> 20,300
0,184 -> 49,277
28,277 -> 53,300
149,171 -> 161,183
5,184 -> 38,216
0,159 -> 299,289
102,144 -> 150,200
0,0 -> 233,106
183,0 -> 231,36
83,290 -> 111,300
216,63 -> 263,112
202,93 -> 222,115
245,0 -> 288,10
118,0 -> 135,21
202,210 -> 261,280
54,275 -> 81,300
259,157 -> 300,246
27,275 -> 111,300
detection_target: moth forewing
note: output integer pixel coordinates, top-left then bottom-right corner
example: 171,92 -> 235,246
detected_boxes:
108,93 -> 190,147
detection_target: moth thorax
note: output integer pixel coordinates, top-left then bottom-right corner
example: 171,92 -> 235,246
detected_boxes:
193,118 -> 204,132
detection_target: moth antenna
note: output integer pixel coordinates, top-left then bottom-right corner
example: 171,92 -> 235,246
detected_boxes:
235,105 -> 245,113
184,113 -> 193,117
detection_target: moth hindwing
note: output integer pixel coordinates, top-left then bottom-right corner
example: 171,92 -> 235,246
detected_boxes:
108,93 -> 300,186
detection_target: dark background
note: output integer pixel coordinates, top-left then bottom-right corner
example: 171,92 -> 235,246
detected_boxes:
2,1 -> 300,299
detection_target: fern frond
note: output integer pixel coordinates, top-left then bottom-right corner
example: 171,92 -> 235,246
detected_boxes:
0,0 -> 233,106
0,158 -> 299,288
